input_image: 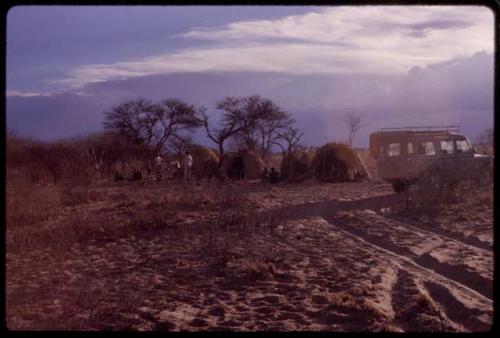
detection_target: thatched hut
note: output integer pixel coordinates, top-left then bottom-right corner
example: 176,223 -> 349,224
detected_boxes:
280,149 -> 314,182
221,149 -> 265,180
186,144 -> 220,179
311,142 -> 368,182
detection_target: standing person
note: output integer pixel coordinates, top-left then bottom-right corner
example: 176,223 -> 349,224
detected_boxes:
94,162 -> 101,182
154,153 -> 164,181
183,150 -> 193,181
169,159 -> 181,179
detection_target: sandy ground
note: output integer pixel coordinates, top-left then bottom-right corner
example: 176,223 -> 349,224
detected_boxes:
6,179 -> 493,331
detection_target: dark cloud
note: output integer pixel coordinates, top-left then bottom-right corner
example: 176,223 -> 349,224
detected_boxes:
6,92 -> 107,141
7,52 -> 493,148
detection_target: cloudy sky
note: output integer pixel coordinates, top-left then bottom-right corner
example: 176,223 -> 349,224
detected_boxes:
6,5 -> 494,147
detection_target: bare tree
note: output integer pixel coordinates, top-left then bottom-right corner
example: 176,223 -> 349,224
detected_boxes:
475,127 -> 493,146
103,98 -> 201,154
103,99 -> 157,146
273,126 -> 304,180
197,95 -> 296,160
343,112 -> 363,147
196,98 -> 246,164
273,126 -> 304,156
474,127 -> 494,155
167,133 -> 193,157
235,95 -> 294,158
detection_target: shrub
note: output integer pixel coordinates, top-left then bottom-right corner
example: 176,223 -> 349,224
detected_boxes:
406,157 -> 493,220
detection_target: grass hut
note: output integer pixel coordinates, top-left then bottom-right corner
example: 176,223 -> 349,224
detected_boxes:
311,142 -> 368,182
221,149 -> 265,180
280,149 -> 314,182
186,144 -> 220,179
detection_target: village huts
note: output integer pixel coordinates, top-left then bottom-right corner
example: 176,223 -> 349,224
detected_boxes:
221,149 -> 265,180
280,149 -> 315,182
310,142 -> 369,182
186,144 -> 220,179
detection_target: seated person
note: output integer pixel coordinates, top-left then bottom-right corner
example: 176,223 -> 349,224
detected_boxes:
113,171 -> 124,182
128,168 -> 143,181
269,167 -> 280,184
134,169 -> 143,181
261,167 -> 269,180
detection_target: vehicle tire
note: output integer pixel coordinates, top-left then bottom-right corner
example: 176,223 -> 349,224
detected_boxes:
392,180 -> 408,193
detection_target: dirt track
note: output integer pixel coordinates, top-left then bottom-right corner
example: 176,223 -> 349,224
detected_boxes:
6,180 -> 493,331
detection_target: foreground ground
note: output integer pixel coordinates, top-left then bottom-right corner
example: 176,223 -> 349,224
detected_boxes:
6,178 -> 493,331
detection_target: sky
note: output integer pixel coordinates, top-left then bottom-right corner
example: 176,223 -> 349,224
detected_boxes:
6,5 -> 494,148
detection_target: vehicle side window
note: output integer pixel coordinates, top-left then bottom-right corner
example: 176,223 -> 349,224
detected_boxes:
456,140 -> 471,153
440,140 -> 454,154
420,141 -> 436,155
387,143 -> 400,156
407,142 -> 414,155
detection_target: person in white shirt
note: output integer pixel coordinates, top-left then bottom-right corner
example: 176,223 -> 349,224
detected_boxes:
183,150 -> 193,181
154,153 -> 164,181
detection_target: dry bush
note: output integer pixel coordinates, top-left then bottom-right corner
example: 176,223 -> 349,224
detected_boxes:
186,144 -> 220,179
310,142 -> 369,182
220,150 -> 265,180
280,149 -> 314,182
163,181 -> 251,210
407,158 -> 493,221
197,210 -> 285,279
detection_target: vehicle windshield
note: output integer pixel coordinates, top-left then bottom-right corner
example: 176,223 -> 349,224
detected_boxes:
456,139 -> 472,153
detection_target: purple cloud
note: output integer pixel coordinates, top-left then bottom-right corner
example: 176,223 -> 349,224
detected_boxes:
6,52 -> 493,148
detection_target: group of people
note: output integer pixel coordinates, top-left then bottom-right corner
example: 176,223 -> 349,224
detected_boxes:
262,167 -> 280,184
112,151 -> 283,184
154,151 -> 193,182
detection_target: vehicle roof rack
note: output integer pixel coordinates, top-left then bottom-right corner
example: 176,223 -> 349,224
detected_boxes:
380,125 -> 460,133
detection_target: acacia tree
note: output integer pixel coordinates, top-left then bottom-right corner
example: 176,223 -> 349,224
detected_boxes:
234,95 -> 294,158
343,112 -> 363,147
273,126 -> 304,156
167,133 -> 193,158
273,126 -> 304,180
103,98 -> 201,154
196,97 -> 246,162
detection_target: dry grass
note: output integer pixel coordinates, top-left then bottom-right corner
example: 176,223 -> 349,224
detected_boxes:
6,178 -> 61,251
6,178 -> 260,253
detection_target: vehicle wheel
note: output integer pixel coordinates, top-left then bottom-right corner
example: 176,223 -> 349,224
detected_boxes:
392,180 -> 408,193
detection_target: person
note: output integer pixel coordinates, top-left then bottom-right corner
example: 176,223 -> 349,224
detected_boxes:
154,153 -> 164,181
134,169 -> 143,181
261,167 -> 269,180
128,168 -> 143,182
269,167 -> 280,184
94,161 -> 102,182
113,171 -> 124,182
183,150 -> 193,181
169,160 -> 181,179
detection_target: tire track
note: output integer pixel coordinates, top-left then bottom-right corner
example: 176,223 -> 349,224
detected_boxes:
320,217 -> 493,305
383,214 -> 491,251
323,213 -> 492,300
247,193 -> 492,302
